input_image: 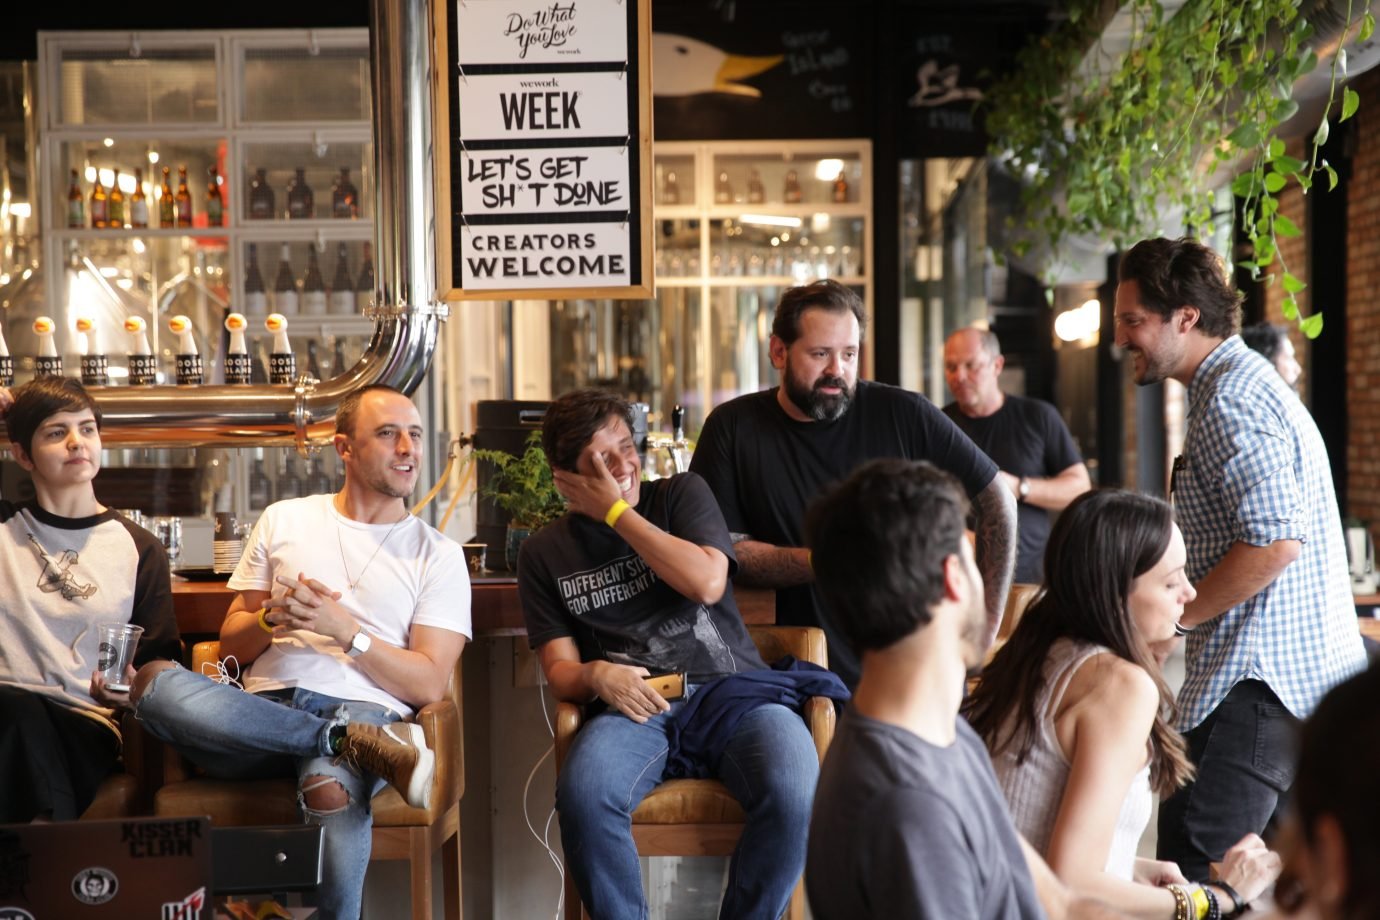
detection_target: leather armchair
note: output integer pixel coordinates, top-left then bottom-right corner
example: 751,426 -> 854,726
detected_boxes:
152,641 -> 465,920
553,625 -> 834,920
80,710 -> 161,819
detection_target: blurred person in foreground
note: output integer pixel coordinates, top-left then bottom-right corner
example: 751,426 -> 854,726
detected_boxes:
1267,660 -> 1380,920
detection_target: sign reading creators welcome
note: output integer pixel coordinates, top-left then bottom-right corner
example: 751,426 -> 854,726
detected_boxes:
437,0 -> 654,300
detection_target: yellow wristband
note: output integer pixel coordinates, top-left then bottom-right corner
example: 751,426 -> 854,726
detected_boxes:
257,608 -> 274,634
604,498 -> 631,528
1190,886 -> 1210,920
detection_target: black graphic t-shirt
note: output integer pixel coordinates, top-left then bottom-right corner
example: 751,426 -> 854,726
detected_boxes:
518,473 -> 766,682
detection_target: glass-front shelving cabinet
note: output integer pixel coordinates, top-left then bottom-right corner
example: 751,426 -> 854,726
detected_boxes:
545,140 -> 872,448
32,30 -> 375,525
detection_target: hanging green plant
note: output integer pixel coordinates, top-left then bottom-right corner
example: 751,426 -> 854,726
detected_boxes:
988,0 -> 1373,338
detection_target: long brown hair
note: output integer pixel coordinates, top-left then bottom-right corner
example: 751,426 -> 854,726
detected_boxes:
963,489 -> 1194,796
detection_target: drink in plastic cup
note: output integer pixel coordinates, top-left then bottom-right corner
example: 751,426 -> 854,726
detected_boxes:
97,623 -> 144,692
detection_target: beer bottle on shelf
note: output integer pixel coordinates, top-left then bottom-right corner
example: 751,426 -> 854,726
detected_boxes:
355,242 -> 374,312
206,166 -> 224,227
158,166 -> 176,228
244,243 -> 268,315
332,167 -> 359,219
108,169 -> 126,229
129,168 -> 149,229
329,243 -> 354,314
286,167 -> 314,219
747,168 -> 766,204
248,167 -> 275,220
783,169 -> 803,204
273,243 -> 299,314
832,171 -> 849,204
661,171 -> 680,205
715,171 -> 733,204
90,173 -> 108,229
67,169 -> 85,228
305,453 -> 331,494
175,165 -> 193,227
300,247 -> 327,315
306,338 -> 323,380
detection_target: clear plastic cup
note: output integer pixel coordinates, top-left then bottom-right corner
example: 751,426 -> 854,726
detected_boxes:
97,623 -> 144,692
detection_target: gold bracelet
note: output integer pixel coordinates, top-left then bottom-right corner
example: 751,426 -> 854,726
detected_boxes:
257,608 -> 274,634
604,498 -> 631,528
1167,885 -> 1191,920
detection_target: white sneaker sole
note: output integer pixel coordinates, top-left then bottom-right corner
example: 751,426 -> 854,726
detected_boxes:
398,722 -> 434,811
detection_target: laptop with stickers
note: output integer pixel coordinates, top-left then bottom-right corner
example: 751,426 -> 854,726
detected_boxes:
0,816 -> 212,920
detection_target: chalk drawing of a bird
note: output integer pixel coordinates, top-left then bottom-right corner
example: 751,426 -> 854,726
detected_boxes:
653,33 -> 784,98
909,59 -> 983,108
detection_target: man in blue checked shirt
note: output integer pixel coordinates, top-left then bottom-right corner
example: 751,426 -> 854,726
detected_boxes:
1114,236 -> 1367,882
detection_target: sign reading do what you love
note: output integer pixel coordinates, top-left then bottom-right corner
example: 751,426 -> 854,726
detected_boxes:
438,0 -> 654,299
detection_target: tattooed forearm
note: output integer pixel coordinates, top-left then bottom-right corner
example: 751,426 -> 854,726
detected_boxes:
732,539 -> 814,588
971,478 -> 1018,649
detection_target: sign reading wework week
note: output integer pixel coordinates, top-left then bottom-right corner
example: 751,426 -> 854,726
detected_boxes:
437,0 -> 654,300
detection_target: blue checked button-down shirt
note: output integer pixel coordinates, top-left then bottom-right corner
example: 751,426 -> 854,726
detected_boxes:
1174,337 -> 1366,731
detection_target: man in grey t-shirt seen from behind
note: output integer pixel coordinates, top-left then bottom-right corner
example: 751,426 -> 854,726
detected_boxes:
805,458 -> 1119,920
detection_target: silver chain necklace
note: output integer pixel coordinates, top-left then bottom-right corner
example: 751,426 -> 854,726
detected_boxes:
336,499 -> 409,592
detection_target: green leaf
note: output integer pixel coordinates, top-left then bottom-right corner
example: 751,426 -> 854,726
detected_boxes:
1342,87 -> 1360,121
1237,260 -> 1261,278
1272,155 -> 1306,175
1268,137 -> 1286,160
1275,214 -> 1302,237
1282,297 -> 1299,321
1325,163 -> 1339,191
1363,11 -> 1376,42
1231,173 -> 1257,198
1276,99 -> 1300,121
1340,48 -> 1349,77
1297,48 -> 1319,76
1228,123 -> 1261,148
1315,117 -> 1330,147
1300,312 -> 1324,338
1282,272 -> 1307,293
1264,172 -> 1288,193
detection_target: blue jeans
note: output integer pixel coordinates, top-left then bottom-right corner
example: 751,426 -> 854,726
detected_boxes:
1157,679 -> 1300,880
557,692 -> 818,920
135,665 -> 399,920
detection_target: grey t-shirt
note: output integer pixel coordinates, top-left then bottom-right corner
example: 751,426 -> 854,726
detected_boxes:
807,709 -> 1045,920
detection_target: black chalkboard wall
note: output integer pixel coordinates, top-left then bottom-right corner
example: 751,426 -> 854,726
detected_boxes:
651,1 -> 874,141
650,0 -> 1054,157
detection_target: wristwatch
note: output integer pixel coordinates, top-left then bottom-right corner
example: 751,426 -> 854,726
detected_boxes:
347,629 -> 373,658
1017,477 -> 1031,502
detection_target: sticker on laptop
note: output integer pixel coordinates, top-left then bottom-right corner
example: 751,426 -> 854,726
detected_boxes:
71,867 -> 118,904
161,886 -> 206,920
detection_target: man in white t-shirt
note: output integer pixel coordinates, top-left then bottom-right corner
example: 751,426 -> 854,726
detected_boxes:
132,385 -> 471,920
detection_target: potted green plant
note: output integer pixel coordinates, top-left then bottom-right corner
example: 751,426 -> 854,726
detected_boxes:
472,431 -> 567,569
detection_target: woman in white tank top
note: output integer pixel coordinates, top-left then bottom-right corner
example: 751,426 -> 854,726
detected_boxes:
964,490 -> 1279,919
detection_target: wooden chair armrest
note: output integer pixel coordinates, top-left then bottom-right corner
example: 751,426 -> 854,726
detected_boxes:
554,701 -> 584,772
805,696 -> 836,764
414,697 -> 463,808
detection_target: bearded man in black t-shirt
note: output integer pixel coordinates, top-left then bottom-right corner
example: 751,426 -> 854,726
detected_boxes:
690,280 -> 1017,687
518,388 -> 818,920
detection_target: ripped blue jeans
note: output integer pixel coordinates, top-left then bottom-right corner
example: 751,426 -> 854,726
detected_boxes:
134,665 -> 396,920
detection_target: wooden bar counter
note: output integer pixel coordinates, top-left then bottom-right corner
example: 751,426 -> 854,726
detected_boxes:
173,577 -> 777,637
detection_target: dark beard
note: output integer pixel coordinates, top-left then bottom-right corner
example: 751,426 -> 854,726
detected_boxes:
785,373 -> 853,422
